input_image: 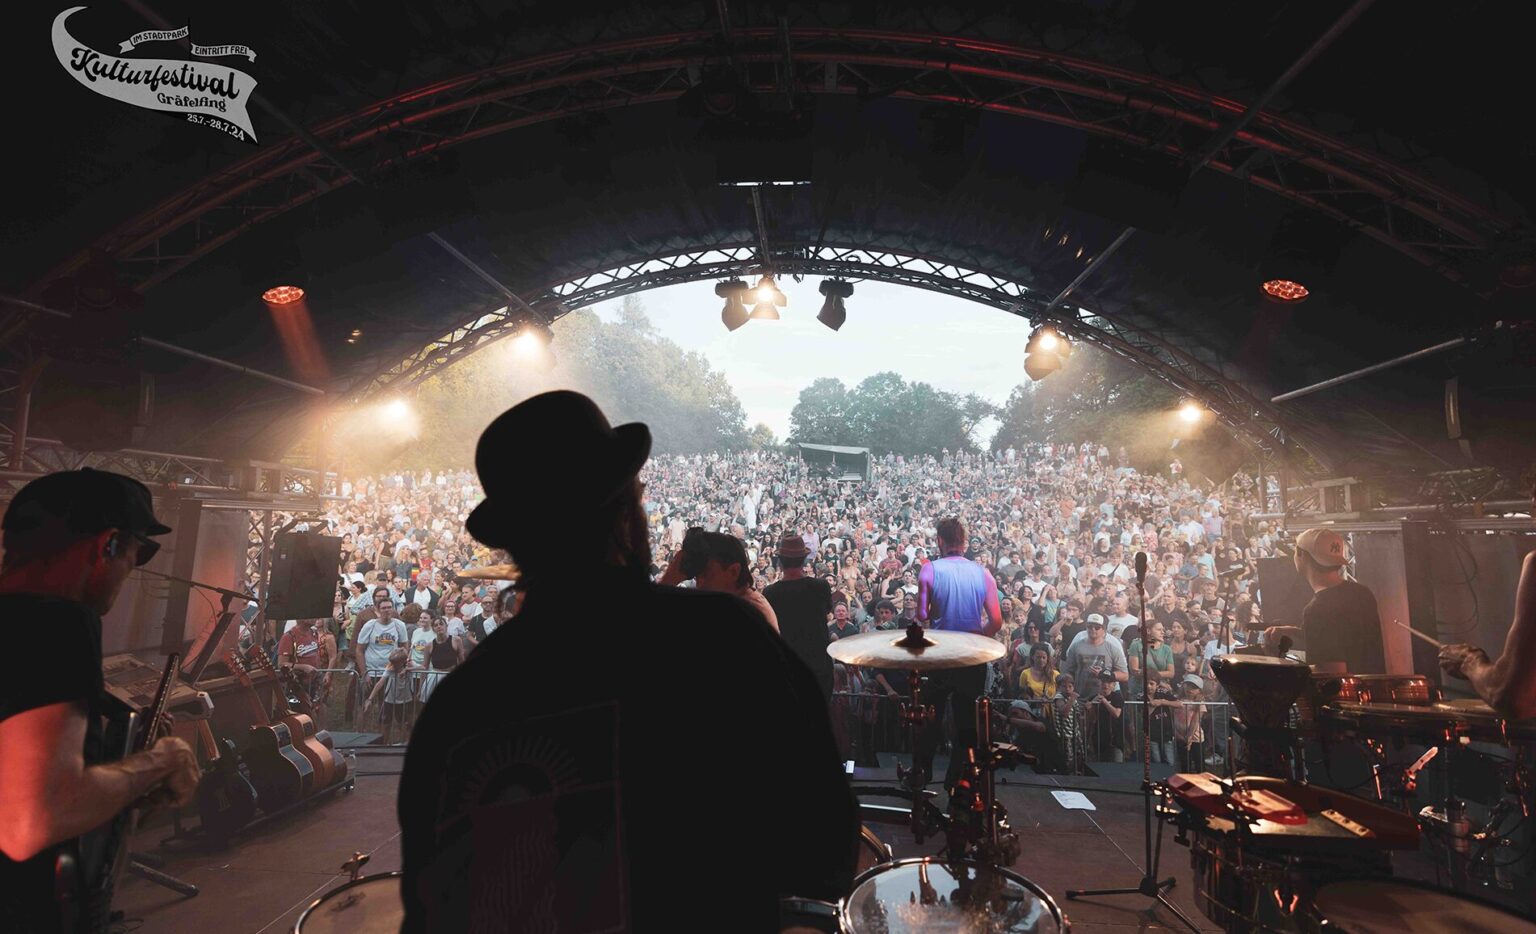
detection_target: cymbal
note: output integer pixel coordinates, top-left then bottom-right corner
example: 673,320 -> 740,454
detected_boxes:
455,563 -> 519,581
827,627 -> 1005,671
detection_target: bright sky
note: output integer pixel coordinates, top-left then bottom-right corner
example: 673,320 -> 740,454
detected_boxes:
591,279 -> 1035,446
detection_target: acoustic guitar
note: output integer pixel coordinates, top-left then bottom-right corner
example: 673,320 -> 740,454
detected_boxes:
227,649 -> 314,811
245,647 -> 337,789
276,655 -> 349,788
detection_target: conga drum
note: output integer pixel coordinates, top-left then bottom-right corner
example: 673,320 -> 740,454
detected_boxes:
1210,655 -> 1312,777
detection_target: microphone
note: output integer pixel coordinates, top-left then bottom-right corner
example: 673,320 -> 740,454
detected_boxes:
1134,551 -> 1148,583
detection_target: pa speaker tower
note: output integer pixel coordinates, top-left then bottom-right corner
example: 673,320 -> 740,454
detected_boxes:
266,533 -> 341,620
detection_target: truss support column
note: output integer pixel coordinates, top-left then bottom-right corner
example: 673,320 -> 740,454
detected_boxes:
9,359 -> 47,471
255,510 -> 273,647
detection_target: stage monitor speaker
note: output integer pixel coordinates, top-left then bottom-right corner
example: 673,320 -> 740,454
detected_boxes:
1255,556 -> 1313,630
266,533 -> 341,620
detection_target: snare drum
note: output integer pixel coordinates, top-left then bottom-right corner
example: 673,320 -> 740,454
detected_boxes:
293,872 -> 401,933
1307,878 -> 1536,933
839,858 -> 1066,933
1353,675 -> 1433,706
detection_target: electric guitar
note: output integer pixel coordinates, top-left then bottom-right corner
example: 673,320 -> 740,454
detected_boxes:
54,652 -> 180,934
193,723 -> 257,846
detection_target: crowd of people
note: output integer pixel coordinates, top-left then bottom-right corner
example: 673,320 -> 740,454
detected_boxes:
290,444 -> 1274,762
632,443 -> 1274,771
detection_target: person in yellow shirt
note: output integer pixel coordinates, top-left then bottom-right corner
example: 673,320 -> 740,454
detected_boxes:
1018,643 -> 1060,699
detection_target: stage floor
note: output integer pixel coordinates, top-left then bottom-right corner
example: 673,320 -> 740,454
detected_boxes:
116,754 -> 1226,933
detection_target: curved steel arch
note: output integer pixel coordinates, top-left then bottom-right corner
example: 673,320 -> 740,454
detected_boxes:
32,26 -> 1516,300
350,239 -> 1320,470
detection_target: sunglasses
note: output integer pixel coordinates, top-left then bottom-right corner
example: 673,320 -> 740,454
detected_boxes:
124,532 -> 161,567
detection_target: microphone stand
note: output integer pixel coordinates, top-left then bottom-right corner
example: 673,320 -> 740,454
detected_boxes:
1066,559 -> 1201,933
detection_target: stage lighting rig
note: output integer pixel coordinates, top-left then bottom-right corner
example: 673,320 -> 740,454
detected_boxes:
1024,324 -> 1072,380
749,274 -> 786,321
1178,401 -> 1206,424
512,321 -> 556,369
817,279 -> 853,331
716,279 -> 750,331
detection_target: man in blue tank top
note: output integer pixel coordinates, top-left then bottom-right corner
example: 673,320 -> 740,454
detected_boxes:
911,518 -> 1003,792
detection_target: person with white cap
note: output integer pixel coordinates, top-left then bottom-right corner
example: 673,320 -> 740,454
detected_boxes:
1291,527 -> 1385,674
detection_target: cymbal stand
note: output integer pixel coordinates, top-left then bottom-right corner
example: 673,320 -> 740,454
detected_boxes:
1066,571 -> 1201,933
893,668 -> 946,843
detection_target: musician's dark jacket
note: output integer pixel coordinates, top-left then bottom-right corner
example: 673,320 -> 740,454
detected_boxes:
398,567 -> 860,932
0,594 -> 113,934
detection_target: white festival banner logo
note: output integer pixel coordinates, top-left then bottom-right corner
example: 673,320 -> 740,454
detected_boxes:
52,6 -> 259,143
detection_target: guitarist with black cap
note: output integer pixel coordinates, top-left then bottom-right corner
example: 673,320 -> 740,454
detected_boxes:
0,469 -> 200,933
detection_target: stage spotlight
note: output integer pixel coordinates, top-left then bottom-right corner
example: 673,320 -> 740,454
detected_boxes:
817,279 -> 854,331
512,321 -> 556,369
383,398 -> 412,418
749,274 -> 786,320
1025,324 -> 1070,355
262,285 -> 305,305
716,279 -> 750,331
1179,401 -> 1205,424
1024,324 -> 1071,379
1024,351 -> 1062,381
1261,279 -> 1310,304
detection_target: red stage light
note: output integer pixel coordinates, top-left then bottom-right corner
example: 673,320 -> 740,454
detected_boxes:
263,285 -> 305,305
1261,279 -> 1309,303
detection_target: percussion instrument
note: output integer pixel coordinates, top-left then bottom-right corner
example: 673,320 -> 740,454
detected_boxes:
1322,702 -> 1510,746
827,625 -> 1005,671
293,872 -> 402,933
838,858 -> 1066,934
1293,673 -> 1359,734
1211,655 -> 1312,731
1352,674 -> 1433,707
1163,774 -> 1419,934
1307,878 -> 1536,933
1212,654 -> 1312,776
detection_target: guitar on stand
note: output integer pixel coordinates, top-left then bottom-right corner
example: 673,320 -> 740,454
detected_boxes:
225,649 -> 315,811
54,653 -> 195,933
244,646 -> 349,792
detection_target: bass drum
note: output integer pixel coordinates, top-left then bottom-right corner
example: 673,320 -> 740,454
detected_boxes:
1308,879 -> 1536,934
839,858 -> 1065,933
293,872 -> 402,933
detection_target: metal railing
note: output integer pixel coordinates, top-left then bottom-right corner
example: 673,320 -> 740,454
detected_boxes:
829,690 -> 1232,777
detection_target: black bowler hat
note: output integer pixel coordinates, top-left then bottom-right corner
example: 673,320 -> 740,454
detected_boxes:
2,468 -> 171,565
465,391 -> 651,548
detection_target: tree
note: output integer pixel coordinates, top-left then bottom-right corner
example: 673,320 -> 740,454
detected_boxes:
745,422 -> 778,450
990,342 -> 1183,468
387,297 -> 752,467
788,377 -> 852,444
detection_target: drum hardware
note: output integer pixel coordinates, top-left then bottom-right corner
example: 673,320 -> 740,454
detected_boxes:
1066,558 -> 1202,933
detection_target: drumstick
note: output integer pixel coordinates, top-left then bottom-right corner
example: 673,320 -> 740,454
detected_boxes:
1395,619 -> 1445,650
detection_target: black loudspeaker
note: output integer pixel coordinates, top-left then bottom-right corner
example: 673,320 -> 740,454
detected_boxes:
266,533 -> 341,620
1255,556 -> 1313,630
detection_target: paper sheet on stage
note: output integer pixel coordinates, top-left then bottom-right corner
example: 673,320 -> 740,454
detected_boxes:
1051,790 -> 1096,810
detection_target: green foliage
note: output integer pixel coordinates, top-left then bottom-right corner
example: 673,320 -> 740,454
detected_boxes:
991,343 -> 1183,466
788,371 -> 996,455
397,296 -> 750,466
